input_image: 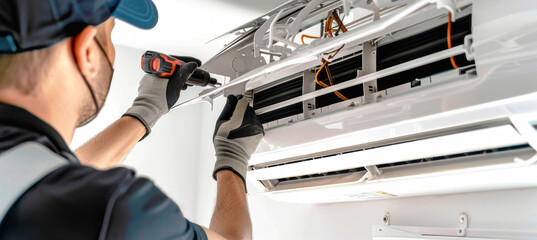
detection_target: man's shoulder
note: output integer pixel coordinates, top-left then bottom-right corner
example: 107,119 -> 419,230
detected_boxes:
15,162 -> 143,216
39,163 -> 156,206
46,163 -> 139,189
1,158 -> 208,240
0,163 -> 145,239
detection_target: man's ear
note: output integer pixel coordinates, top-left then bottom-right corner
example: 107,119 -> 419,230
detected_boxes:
72,26 -> 98,79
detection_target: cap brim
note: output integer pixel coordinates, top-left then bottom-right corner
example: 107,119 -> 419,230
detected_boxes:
112,0 -> 158,29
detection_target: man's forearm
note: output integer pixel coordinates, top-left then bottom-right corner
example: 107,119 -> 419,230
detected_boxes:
209,170 -> 252,240
75,116 -> 146,169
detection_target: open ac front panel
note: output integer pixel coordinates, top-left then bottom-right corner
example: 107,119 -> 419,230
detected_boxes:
253,14 -> 473,125
198,0 -> 537,203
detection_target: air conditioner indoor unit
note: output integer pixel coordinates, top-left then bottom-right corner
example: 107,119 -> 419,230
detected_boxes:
176,0 -> 537,203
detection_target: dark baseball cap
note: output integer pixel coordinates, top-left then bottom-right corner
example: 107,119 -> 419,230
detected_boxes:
0,0 -> 158,53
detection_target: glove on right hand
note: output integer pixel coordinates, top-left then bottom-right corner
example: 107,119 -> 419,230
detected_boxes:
213,95 -> 264,184
124,62 -> 198,139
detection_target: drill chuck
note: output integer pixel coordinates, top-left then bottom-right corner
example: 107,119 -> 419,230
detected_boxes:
190,68 -> 218,87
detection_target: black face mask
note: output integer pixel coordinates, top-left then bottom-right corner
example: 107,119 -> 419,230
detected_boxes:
77,37 -> 115,127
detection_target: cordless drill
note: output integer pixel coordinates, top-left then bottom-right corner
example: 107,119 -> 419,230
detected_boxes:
141,51 -> 219,88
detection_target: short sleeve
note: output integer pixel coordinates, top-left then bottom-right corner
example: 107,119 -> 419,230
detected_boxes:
104,177 -> 208,240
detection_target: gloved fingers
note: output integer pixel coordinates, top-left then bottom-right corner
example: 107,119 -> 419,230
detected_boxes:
138,73 -> 169,93
216,97 -> 250,138
139,73 -> 165,90
176,62 -> 198,82
165,62 -> 198,109
230,97 -> 250,122
140,72 -> 160,82
214,95 -> 239,139
226,104 -> 264,139
171,55 -> 202,67
218,95 -> 239,122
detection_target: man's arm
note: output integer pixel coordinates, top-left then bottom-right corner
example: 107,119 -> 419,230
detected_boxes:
75,116 -> 145,169
205,95 -> 264,240
76,63 -> 198,169
208,170 -> 252,239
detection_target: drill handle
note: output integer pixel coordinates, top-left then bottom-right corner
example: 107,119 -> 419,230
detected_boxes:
142,50 -> 218,87
141,51 -> 184,78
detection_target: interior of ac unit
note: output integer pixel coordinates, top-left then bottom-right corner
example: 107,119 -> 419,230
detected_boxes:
251,6 -> 475,129
193,0 -> 537,204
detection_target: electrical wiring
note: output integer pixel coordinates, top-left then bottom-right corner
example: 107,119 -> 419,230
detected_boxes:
318,11 -> 348,101
299,10 -> 349,101
315,62 -> 330,88
331,11 -> 348,33
447,12 -> 459,69
325,16 -> 335,38
301,34 -> 319,44
315,61 -> 348,100
325,62 -> 335,86
324,61 -> 348,100
323,41 -> 345,58
300,13 -> 344,44
334,15 -> 346,35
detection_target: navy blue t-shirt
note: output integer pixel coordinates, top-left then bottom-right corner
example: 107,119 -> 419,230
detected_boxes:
0,103 -> 208,240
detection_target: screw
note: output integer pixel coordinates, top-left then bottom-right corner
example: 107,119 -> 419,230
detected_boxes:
383,215 -> 388,223
459,229 -> 462,234
460,216 -> 465,223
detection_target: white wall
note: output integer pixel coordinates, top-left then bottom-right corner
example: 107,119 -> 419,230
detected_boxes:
246,188 -> 537,239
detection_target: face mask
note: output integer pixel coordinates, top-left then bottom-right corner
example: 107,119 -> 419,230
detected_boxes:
77,37 -> 115,127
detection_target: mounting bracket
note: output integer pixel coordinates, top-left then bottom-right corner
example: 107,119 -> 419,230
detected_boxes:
375,212 -> 469,237
373,212 -> 537,239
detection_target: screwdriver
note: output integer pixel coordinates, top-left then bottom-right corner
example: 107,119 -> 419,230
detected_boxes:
141,50 -> 219,88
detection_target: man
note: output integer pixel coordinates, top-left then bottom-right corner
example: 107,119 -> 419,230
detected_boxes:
0,0 -> 263,239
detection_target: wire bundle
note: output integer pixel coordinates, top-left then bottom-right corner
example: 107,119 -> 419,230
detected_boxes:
302,10 -> 349,101
301,10 -> 460,102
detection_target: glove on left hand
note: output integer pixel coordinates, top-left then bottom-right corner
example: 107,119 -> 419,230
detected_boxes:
124,62 -> 198,139
213,95 -> 264,184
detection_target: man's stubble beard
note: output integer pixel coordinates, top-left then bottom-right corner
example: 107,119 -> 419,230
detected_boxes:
77,52 -> 113,127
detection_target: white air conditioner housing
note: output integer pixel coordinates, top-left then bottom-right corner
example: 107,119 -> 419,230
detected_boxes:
194,0 -> 537,203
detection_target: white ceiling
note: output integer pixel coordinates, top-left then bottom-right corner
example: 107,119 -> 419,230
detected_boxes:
112,0 -> 289,63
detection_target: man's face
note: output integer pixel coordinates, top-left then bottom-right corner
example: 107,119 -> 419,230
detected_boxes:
77,18 -> 116,126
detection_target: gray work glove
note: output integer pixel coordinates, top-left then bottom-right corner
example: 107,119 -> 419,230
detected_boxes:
124,62 -> 198,139
213,95 -> 264,184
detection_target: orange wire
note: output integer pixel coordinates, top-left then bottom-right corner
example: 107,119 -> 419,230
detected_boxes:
315,61 -> 348,101
447,12 -> 459,69
301,34 -> 320,44
318,14 -> 348,101
332,11 -> 348,33
326,17 -> 335,38
326,64 -> 348,100
308,12 -> 350,101
315,62 -> 329,88
325,63 -> 334,86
